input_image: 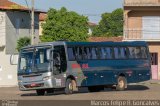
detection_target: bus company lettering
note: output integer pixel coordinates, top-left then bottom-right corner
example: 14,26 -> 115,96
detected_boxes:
72,64 -> 89,69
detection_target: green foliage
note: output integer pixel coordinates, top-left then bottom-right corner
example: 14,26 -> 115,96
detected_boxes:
92,8 -> 123,37
91,25 -> 103,36
16,37 -> 31,52
40,7 -> 89,42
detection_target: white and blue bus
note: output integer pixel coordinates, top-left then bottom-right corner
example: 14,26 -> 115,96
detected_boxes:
18,41 -> 151,95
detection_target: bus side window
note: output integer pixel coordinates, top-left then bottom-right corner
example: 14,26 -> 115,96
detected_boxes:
134,47 -> 141,59
91,47 -> 98,59
141,47 -> 147,59
128,47 -> 141,59
114,47 -> 127,59
105,47 -> 112,59
100,47 -> 112,59
75,47 -> 83,60
84,47 -> 91,60
128,47 -> 135,59
68,48 -> 76,60
114,47 -> 120,59
100,47 -> 105,59
120,47 -> 127,59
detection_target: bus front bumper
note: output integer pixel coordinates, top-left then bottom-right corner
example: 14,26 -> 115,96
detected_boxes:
18,79 -> 54,91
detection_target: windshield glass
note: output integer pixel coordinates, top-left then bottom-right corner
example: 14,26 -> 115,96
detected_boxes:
18,48 -> 51,74
34,48 -> 50,72
19,50 -> 34,74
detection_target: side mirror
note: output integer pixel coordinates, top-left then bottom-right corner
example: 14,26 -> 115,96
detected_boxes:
10,54 -> 19,65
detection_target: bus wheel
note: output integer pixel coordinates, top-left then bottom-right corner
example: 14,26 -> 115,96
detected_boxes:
65,79 -> 74,94
36,89 -> 45,96
116,76 -> 127,91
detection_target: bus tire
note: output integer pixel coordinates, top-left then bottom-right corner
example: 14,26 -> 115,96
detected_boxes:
65,79 -> 73,94
116,76 -> 127,91
36,89 -> 45,96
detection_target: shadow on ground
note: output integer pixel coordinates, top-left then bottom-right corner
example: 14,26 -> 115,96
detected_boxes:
126,85 -> 149,91
20,85 -> 149,97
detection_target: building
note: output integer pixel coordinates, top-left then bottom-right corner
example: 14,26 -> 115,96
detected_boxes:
39,13 -> 47,35
0,0 -> 40,86
88,36 -> 123,42
123,0 -> 160,80
88,22 -> 97,35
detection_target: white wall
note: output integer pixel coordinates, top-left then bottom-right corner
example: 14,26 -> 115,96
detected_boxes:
0,11 -> 40,86
0,12 -> 5,46
0,47 -> 18,86
0,11 -> 18,86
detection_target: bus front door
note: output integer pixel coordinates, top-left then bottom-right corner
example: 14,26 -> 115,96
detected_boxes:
52,46 -> 67,88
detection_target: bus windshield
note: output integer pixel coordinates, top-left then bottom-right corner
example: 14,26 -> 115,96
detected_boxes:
18,48 -> 51,74
19,50 -> 34,74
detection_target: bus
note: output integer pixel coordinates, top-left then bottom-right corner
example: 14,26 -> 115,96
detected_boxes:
17,41 -> 151,95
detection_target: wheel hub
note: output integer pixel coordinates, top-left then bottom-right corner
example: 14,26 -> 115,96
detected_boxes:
69,82 -> 73,91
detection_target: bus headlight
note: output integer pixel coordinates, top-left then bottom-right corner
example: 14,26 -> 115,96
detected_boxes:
43,76 -> 51,81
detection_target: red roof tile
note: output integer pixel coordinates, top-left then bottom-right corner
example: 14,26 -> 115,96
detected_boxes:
88,36 -> 123,42
0,0 -> 27,10
88,22 -> 97,26
39,13 -> 47,21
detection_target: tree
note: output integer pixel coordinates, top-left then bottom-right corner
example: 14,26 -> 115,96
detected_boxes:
40,7 -> 89,42
92,8 -> 123,37
16,37 -> 31,52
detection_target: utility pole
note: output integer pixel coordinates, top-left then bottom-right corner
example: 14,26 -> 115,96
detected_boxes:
31,0 -> 35,45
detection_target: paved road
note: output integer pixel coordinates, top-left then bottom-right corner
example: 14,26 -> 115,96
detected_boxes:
0,84 -> 160,100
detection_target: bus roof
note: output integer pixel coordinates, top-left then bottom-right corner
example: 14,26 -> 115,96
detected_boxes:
21,41 -> 148,50
21,41 -> 65,49
65,41 -> 148,47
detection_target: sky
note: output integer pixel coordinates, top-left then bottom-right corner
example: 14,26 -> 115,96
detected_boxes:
10,0 -> 123,23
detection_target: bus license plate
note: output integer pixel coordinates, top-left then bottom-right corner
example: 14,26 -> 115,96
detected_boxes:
31,83 -> 36,87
